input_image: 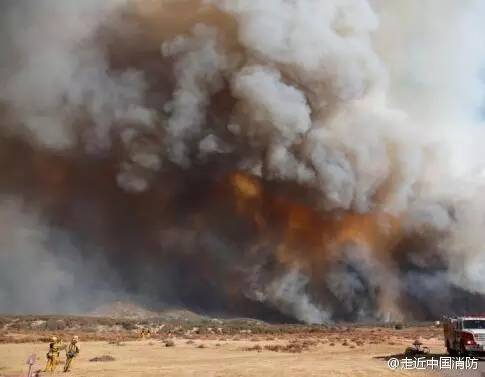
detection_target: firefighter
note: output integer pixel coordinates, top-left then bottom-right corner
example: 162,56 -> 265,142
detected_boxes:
63,336 -> 80,373
44,336 -> 61,373
140,327 -> 151,339
404,339 -> 430,356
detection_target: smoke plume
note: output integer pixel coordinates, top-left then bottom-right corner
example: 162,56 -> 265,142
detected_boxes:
1,0 -> 485,322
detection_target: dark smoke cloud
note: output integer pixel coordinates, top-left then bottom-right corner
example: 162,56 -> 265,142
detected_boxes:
1,0 -> 485,323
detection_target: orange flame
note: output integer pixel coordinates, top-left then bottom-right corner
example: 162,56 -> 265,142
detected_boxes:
228,172 -> 402,269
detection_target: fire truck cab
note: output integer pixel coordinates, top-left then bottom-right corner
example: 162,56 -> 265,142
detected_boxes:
443,316 -> 485,356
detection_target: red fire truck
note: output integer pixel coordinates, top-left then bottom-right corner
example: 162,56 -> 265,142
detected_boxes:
443,316 -> 485,356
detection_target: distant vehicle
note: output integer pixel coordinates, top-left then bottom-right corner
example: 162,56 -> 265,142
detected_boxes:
443,316 -> 485,356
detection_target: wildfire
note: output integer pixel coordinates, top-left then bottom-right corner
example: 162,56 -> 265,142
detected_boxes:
228,172 -> 402,269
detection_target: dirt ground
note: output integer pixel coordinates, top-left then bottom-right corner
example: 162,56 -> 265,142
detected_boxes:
0,330 -> 442,377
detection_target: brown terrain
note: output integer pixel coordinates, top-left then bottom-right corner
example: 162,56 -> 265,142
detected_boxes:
0,302 -> 459,377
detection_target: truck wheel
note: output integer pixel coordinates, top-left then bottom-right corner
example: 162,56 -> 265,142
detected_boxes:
459,342 -> 468,357
446,341 -> 455,356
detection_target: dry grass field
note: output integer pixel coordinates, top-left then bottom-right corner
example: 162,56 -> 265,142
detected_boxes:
0,337 -> 437,377
0,317 -> 446,377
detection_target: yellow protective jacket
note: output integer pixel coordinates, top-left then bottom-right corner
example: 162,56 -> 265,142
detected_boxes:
47,342 -> 61,359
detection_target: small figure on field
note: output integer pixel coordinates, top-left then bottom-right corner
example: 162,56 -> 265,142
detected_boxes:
44,336 -> 62,373
63,336 -> 80,373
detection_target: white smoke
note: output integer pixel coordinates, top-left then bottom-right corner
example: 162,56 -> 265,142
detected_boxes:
191,0 -> 485,320
162,23 -> 231,166
249,267 -> 331,324
0,0 -> 153,151
0,198 -> 72,312
2,0 -> 485,322
0,198 -> 121,314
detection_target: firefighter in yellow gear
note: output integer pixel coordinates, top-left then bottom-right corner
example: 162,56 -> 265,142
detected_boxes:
63,336 -> 80,373
44,336 -> 62,373
140,328 -> 151,339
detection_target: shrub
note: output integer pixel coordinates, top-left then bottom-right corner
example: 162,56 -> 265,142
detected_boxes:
89,355 -> 115,362
121,321 -> 137,331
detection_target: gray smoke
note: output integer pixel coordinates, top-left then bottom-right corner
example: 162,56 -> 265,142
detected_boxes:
1,0 -> 485,322
0,198 -> 122,314
0,0 -> 153,150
